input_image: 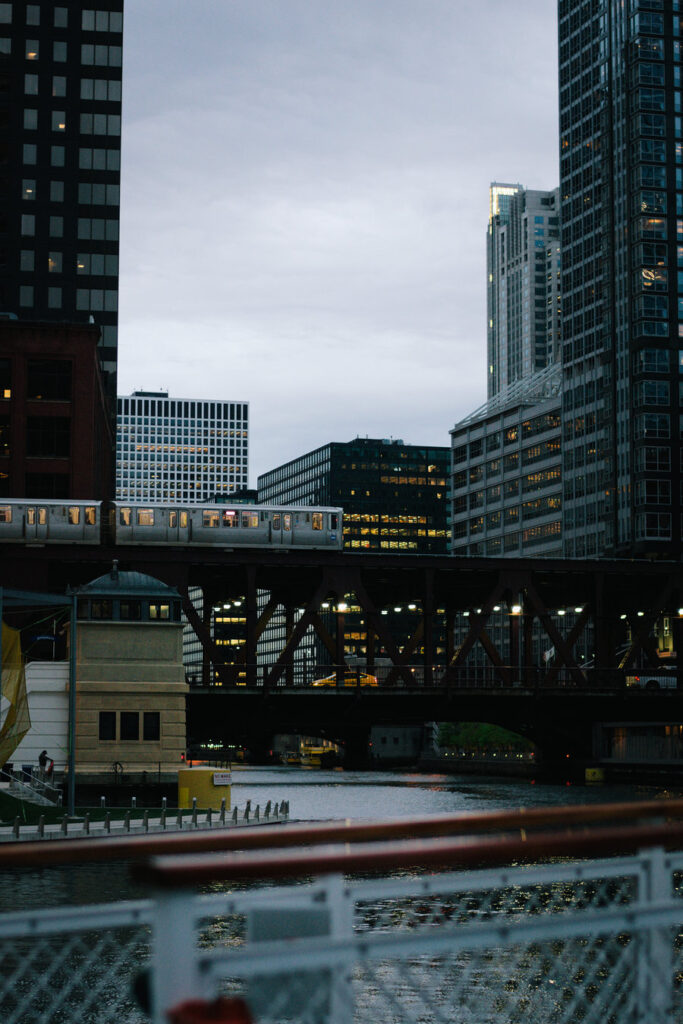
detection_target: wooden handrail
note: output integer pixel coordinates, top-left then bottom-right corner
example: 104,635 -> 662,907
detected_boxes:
0,797 -> 681,868
132,818 -> 683,887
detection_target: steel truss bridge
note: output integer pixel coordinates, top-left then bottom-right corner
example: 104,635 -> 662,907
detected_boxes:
1,546 -> 682,764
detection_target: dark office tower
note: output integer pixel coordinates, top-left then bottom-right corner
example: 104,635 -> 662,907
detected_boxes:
559,0 -> 681,559
0,2 -> 123,413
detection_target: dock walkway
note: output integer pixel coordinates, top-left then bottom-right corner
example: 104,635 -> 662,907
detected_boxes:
0,799 -> 289,842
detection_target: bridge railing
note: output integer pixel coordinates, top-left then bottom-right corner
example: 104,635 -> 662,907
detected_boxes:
4,799 -> 683,1023
190,663 -> 676,691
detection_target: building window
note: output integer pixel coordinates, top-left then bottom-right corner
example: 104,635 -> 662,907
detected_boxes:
22,179 -> 35,200
99,712 -> 116,741
120,712 -> 139,741
51,147 -> 64,167
19,285 -> 33,306
49,216 -> 63,236
52,111 -> 66,132
26,359 -> 71,400
149,603 -> 170,620
80,78 -> 121,102
81,44 -> 122,66
79,148 -> 120,172
25,40 -> 38,60
21,214 -> 35,236
24,73 -> 38,94
143,712 -> 160,741
120,600 -> 141,621
20,250 -> 34,271
52,76 -> 66,97
47,287 -> 62,309
54,8 -> 68,28
22,143 -> 37,164
48,252 -> 62,273
53,41 -> 67,62
23,108 -> 37,130
0,5 -> 11,24
26,417 -> 70,458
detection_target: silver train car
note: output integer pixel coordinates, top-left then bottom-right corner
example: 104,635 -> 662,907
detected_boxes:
111,502 -> 342,548
0,499 -> 343,550
0,500 -> 102,544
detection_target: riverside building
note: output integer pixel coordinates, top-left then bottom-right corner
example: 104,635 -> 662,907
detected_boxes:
559,0 -> 682,559
0,1 -> 125,413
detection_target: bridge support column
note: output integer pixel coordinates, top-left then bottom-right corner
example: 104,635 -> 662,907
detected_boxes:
201,588 -> 212,687
285,604 -> 294,687
342,728 -> 371,769
248,733 -> 275,765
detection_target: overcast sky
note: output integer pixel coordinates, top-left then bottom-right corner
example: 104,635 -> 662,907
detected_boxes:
117,0 -> 559,484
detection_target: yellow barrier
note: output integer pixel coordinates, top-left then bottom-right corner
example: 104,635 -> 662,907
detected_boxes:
178,767 -> 231,810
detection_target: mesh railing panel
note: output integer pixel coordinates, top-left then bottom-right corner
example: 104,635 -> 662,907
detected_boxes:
0,923 -> 150,1024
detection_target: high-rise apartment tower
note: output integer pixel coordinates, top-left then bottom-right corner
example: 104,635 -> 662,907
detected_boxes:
0,1 -> 124,410
487,183 -> 561,399
559,0 -> 681,558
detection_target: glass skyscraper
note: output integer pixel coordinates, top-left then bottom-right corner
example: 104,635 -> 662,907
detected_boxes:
559,0 -> 681,559
0,1 -> 123,411
487,183 -> 561,399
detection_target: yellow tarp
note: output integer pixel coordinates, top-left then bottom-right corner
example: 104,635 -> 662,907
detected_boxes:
0,623 -> 31,764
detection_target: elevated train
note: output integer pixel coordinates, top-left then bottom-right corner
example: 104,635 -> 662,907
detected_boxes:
0,499 -> 343,550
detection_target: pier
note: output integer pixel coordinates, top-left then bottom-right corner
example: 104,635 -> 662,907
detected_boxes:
2,798 -> 683,1022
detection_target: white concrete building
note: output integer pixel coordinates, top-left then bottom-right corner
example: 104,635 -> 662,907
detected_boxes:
116,391 -> 249,503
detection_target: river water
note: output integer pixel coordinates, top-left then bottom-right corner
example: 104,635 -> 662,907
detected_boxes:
4,765 -> 678,911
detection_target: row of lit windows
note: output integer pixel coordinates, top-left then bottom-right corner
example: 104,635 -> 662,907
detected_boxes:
379,476 -> 446,486
343,513 -> 428,525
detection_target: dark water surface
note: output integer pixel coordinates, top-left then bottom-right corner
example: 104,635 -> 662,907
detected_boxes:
3,766 -> 679,912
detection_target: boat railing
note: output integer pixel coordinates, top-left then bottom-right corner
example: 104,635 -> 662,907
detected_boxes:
3,799 -> 683,1023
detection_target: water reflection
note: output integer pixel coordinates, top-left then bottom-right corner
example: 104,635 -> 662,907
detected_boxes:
2,767 -> 677,912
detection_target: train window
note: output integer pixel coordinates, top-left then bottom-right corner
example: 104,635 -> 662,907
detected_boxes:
203,510 -> 219,528
312,512 -> 323,531
149,602 -> 170,620
283,514 -> 292,531
119,507 -> 131,526
223,510 -> 237,528
331,513 -> 339,530
241,512 -> 258,528
137,509 -> 154,526
85,506 -> 96,525
169,511 -> 177,528
273,513 -> 281,530
68,506 -> 80,525
180,511 -> 188,528
38,507 -> 46,525
27,508 -> 35,525
0,505 -> 11,523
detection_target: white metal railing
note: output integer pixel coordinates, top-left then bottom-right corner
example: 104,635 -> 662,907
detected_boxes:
0,798 -> 289,843
3,801 -> 683,1023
